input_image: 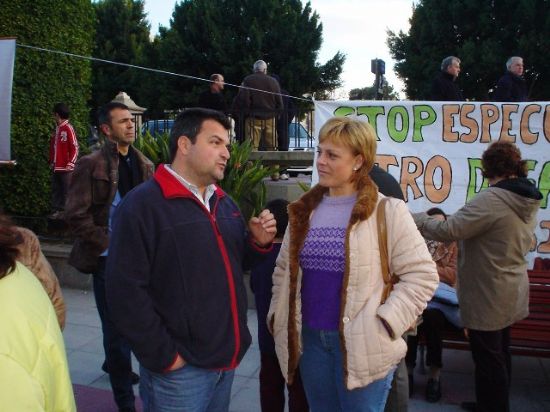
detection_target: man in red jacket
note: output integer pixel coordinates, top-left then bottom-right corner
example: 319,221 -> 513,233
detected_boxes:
49,102 -> 78,218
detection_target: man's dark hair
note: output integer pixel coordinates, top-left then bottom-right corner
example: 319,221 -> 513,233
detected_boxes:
53,103 -> 70,119
482,141 -> 527,179
265,198 -> 289,238
427,207 -> 447,219
97,102 -> 129,126
169,108 -> 231,162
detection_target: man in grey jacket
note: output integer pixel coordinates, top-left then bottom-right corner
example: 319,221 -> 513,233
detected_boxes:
414,142 -> 542,412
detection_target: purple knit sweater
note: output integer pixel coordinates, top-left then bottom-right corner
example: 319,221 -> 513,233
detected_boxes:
300,193 -> 356,330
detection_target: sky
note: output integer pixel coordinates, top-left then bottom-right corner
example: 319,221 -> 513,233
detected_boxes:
143,0 -> 414,99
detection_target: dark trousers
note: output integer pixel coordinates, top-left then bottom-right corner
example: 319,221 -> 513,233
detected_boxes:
468,327 -> 511,412
94,257 -> 135,410
259,352 -> 308,412
406,308 -> 449,369
51,171 -> 72,211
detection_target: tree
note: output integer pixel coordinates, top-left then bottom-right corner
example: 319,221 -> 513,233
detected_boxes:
92,0 -> 152,108
152,0 -> 344,112
349,81 -> 399,100
0,0 -> 94,217
387,0 -> 550,100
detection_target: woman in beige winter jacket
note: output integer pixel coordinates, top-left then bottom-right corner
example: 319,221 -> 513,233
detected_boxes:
268,117 -> 438,412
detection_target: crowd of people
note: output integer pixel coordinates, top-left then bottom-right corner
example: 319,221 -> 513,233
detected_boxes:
0,53 -> 542,412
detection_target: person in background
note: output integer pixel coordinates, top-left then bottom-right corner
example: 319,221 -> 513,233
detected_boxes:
367,166 -> 410,412
250,198 -> 308,412
406,207 -> 460,403
431,56 -> 463,101
234,60 -> 283,151
270,74 -> 296,180
270,74 -> 296,151
65,102 -> 153,412
49,102 -> 79,219
493,56 -> 527,102
198,73 -> 227,112
414,141 -> 542,412
15,223 -> 66,329
0,214 -> 75,411
269,116 -> 438,412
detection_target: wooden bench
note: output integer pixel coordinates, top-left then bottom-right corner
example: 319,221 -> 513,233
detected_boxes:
419,269 -> 550,358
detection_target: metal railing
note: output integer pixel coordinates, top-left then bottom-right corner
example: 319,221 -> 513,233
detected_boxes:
139,109 -> 315,151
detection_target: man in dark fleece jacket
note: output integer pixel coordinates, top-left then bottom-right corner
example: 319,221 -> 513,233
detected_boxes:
105,108 -> 276,412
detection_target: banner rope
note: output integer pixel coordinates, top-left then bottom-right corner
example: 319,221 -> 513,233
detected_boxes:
17,43 -> 313,102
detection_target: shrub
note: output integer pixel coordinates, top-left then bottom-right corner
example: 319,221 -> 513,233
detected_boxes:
0,0 -> 95,216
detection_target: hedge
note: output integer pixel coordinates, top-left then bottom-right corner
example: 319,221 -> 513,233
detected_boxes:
0,0 -> 95,216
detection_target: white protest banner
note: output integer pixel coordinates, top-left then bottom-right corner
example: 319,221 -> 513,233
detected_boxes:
0,38 -> 16,163
314,100 -> 550,264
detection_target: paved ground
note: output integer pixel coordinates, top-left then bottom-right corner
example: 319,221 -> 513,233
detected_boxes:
63,288 -> 550,412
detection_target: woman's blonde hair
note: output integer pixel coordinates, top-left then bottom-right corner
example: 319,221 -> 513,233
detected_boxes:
318,116 -> 378,188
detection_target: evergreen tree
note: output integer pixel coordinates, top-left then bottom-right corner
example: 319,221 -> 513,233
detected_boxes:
0,0 -> 94,217
153,0 -> 344,111
92,0 -> 151,108
387,0 -> 550,100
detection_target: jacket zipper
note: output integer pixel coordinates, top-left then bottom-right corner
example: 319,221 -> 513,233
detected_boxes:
197,195 -> 242,369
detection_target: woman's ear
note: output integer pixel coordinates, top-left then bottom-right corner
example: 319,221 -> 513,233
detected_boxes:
353,155 -> 364,170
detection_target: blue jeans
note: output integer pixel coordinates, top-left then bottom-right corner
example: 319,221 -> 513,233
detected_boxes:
94,257 -> 135,409
299,325 -> 395,412
140,364 -> 235,412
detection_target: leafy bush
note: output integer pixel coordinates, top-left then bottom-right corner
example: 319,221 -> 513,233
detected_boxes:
220,140 -> 276,219
134,131 -> 170,165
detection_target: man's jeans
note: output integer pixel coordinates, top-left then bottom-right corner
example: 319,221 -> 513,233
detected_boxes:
299,325 -> 395,412
94,257 -> 135,410
140,364 -> 235,412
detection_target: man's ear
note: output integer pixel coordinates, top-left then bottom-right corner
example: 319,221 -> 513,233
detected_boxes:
99,123 -> 110,137
177,135 -> 191,155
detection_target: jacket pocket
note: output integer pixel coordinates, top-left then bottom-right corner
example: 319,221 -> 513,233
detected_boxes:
92,176 -> 111,205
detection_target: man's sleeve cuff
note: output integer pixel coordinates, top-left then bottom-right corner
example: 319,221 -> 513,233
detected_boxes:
248,237 -> 273,253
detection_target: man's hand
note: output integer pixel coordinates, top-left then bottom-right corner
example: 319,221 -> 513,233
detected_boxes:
248,209 -> 277,247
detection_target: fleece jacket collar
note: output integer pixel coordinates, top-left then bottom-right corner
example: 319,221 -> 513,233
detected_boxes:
154,163 -> 225,200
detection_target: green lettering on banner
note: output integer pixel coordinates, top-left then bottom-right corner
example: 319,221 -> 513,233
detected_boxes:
466,158 -> 489,202
412,105 -> 436,142
526,159 -> 537,186
357,106 -> 385,136
333,107 -> 355,117
539,161 -> 550,209
387,106 -> 409,143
